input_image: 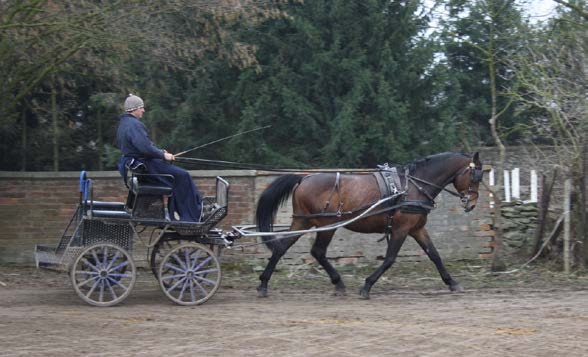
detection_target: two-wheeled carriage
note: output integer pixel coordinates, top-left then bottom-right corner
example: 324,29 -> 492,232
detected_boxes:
35,170 -> 236,307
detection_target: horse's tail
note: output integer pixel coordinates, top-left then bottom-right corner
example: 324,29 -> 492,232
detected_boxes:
256,174 -> 304,251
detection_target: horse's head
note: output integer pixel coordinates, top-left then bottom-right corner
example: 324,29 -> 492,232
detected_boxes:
452,152 -> 483,212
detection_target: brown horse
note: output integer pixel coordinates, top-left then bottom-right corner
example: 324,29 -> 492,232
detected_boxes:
255,152 -> 484,298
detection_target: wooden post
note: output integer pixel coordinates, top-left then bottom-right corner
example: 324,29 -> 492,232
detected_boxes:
512,168 -> 520,200
489,169 -> 495,209
530,170 -> 538,203
504,170 -> 511,203
563,179 -> 571,274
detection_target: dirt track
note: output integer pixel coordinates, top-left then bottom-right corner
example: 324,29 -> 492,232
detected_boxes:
1,264 -> 587,357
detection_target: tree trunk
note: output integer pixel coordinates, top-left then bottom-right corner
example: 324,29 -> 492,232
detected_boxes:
532,170 -> 557,258
487,16 -> 506,272
581,137 -> 587,267
51,78 -> 59,172
21,109 -> 27,172
97,109 -> 104,171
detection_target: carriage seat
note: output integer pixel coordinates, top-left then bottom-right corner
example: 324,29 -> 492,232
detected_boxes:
130,176 -> 173,196
84,201 -> 126,211
90,209 -> 132,219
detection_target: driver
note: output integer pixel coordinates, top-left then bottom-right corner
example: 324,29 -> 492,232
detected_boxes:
116,94 -> 202,222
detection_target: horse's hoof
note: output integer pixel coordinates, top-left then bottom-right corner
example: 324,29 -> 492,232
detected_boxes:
359,289 -> 370,300
332,288 -> 347,297
257,287 -> 269,298
449,284 -> 464,293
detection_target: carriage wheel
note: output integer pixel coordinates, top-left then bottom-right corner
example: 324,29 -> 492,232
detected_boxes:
158,243 -> 221,306
70,243 -> 136,307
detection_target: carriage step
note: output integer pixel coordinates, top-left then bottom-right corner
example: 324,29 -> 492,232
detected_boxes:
34,244 -> 63,270
90,210 -> 132,219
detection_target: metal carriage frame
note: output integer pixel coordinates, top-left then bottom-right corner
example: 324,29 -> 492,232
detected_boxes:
35,170 -> 235,307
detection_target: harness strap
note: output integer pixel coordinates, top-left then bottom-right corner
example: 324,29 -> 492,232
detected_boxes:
321,172 -> 344,216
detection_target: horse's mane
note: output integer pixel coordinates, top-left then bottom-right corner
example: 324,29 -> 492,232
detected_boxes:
405,152 -> 470,174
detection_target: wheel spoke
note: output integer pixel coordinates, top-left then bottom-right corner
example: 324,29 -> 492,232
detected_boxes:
183,248 -> 192,271
109,260 -> 129,273
76,275 -> 99,289
163,262 -> 186,274
178,277 -> 190,301
194,268 -> 219,275
85,279 -> 100,298
102,246 -> 109,268
171,253 -> 188,270
106,250 -> 121,270
91,250 -> 102,269
193,275 -> 217,286
107,276 -> 128,290
80,257 -> 100,272
166,276 -> 187,294
161,273 -> 186,281
189,249 -> 201,269
108,273 -> 132,279
194,256 -> 213,272
192,278 -> 209,296
98,280 -> 105,302
189,279 -> 196,301
105,278 -> 118,301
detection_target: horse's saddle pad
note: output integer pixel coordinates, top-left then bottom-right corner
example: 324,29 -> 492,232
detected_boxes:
374,166 -> 402,199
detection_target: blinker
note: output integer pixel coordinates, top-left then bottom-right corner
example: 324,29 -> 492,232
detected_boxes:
472,169 -> 483,183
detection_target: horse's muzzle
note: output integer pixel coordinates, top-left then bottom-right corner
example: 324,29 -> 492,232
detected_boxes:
464,205 -> 475,213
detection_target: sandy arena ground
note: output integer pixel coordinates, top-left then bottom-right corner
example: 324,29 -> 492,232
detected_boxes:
1,262 -> 587,357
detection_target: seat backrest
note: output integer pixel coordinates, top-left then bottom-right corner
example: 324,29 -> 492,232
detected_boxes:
215,177 -> 229,208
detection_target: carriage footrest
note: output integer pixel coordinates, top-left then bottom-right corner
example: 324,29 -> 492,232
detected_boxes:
90,210 -> 132,219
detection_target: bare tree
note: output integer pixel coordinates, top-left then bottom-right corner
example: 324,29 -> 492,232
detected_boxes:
507,5 -> 587,265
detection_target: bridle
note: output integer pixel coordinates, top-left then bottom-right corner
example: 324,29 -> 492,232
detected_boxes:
458,163 -> 484,212
407,162 -> 483,212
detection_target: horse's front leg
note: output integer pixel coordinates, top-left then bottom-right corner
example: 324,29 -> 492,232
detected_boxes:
360,231 -> 407,299
411,227 -> 463,292
311,230 -> 346,295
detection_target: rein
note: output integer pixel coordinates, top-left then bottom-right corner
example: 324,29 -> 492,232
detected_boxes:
176,155 -> 481,217
173,156 -> 379,174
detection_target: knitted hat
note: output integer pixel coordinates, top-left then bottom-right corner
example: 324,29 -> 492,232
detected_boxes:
124,94 -> 144,112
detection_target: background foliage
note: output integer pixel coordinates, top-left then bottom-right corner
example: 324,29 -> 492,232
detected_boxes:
0,0 -> 585,171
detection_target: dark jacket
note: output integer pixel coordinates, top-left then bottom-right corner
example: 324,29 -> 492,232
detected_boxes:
116,113 -> 164,160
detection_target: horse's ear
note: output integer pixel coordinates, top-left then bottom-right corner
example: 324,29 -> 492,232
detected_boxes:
473,152 -> 480,164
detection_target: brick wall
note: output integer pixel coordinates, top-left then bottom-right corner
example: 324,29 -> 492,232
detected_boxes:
0,170 -> 259,265
0,167 -> 494,267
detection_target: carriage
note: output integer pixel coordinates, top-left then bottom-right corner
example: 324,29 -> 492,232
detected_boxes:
35,152 -> 484,306
34,169 -> 237,307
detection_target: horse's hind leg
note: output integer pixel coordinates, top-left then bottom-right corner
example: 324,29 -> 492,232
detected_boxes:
311,230 -> 346,295
411,227 -> 463,292
257,234 -> 301,298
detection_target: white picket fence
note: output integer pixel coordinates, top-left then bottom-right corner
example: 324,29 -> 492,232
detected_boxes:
488,169 -> 538,207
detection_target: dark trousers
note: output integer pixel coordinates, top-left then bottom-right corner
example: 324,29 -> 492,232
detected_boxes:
119,157 -> 202,222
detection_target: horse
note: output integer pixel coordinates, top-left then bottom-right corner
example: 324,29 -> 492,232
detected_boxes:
255,152 -> 484,299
